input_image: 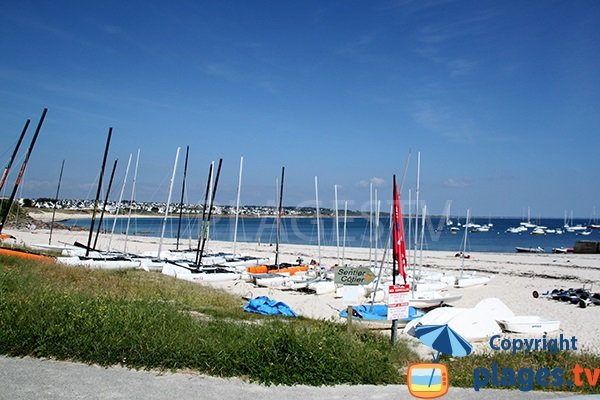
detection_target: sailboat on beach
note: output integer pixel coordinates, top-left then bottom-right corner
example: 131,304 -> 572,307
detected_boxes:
454,209 -> 491,288
368,172 -> 461,310
248,167 -> 309,288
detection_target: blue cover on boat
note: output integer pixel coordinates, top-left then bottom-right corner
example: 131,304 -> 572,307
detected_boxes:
243,296 -> 298,317
339,304 -> 424,321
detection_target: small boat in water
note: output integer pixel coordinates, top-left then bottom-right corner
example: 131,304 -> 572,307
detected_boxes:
552,247 -> 573,254
515,246 -> 545,253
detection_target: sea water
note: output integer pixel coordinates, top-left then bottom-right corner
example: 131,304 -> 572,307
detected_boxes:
63,216 -> 598,254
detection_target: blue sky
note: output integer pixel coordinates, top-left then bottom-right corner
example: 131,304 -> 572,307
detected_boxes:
1,0 -> 599,218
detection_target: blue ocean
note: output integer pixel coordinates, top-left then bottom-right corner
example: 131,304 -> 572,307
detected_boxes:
410,369 -> 442,386
64,216 -> 598,254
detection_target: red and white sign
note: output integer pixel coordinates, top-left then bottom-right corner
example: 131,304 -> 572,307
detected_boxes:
387,284 -> 410,320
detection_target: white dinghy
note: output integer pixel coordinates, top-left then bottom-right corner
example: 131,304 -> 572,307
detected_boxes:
408,290 -> 463,309
454,210 -> 491,288
404,298 -> 514,342
496,316 -> 560,334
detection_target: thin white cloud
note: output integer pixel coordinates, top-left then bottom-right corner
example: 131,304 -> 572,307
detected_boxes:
203,63 -> 241,81
334,34 -> 388,64
101,25 -> 123,35
202,63 -> 278,94
448,59 -> 476,77
358,177 -> 385,188
444,178 -> 472,188
337,34 -> 374,56
413,100 -> 478,143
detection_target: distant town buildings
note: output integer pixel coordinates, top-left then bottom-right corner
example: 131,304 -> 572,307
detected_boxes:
17,198 -> 355,217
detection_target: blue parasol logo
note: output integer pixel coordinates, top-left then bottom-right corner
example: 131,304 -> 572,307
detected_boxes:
415,324 -> 473,362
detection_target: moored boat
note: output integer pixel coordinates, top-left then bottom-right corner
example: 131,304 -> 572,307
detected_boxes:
515,246 -> 545,253
552,247 -> 573,254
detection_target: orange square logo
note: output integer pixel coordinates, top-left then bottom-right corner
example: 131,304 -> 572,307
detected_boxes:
407,363 -> 449,399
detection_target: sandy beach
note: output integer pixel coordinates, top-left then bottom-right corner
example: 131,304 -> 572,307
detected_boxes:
4,212 -> 600,357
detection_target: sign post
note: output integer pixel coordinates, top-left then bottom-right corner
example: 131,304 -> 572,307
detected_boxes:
335,267 -> 376,337
388,283 -> 410,321
334,266 -> 375,286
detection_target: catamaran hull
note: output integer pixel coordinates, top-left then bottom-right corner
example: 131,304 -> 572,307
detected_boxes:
161,263 -> 239,282
57,256 -> 141,269
455,275 -> 491,288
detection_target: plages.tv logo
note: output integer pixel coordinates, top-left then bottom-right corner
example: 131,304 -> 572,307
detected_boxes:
407,324 -> 473,399
407,363 -> 449,398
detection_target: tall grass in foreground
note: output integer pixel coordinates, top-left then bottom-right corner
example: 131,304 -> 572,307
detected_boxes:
0,255 -> 418,385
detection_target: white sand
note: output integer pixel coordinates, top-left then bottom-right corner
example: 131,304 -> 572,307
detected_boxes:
4,217 -> 600,356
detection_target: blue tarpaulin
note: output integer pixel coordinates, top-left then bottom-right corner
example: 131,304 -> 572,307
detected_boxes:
243,296 -> 298,317
339,304 -> 424,322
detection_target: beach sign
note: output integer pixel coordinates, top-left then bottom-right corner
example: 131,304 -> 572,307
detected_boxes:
387,284 -> 410,320
334,267 -> 375,285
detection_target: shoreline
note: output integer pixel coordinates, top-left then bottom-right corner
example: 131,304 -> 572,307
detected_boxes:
3,223 -> 600,356
26,209 -> 344,222
26,209 -> 596,256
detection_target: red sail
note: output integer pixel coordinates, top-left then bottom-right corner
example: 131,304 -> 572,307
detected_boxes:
392,176 -> 407,284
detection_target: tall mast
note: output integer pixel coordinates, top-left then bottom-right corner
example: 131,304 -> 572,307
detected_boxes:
412,151 -> 421,273
390,174 -> 399,345
315,176 -> 321,266
123,149 -> 140,253
274,166 -> 285,267
176,145 -> 190,250
342,200 -> 347,266
108,153 -> 132,251
392,175 -> 398,286
197,158 -> 222,267
232,156 -> 244,254
48,159 -> 65,245
0,119 -> 30,193
374,189 -> 379,267
445,200 -> 453,226
407,189 -> 412,256
157,147 -> 181,258
0,108 -> 47,234
93,159 -> 118,250
334,184 -> 340,264
195,163 -> 214,265
369,182 -> 373,266
85,127 -> 112,256
199,161 -> 215,246
460,209 -> 470,278
418,204 -> 427,279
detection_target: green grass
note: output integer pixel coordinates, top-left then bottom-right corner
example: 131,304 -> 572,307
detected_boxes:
0,255 -> 419,385
6,253 -> 598,391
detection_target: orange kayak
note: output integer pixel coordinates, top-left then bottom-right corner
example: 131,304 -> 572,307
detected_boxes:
0,247 -> 55,262
247,264 -> 308,276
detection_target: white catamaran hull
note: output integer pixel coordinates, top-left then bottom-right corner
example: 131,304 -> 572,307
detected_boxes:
162,263 -> 240,282
57,256 -> 141,270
